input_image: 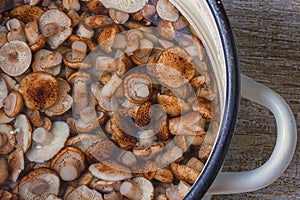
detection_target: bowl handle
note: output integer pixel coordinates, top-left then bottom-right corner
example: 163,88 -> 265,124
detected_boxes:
207,74 -> 297,195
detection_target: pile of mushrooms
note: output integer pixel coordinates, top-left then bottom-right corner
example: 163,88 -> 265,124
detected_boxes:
0,0 -> 219,199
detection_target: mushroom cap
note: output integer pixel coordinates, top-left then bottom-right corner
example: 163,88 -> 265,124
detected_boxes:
26,121 -> 70,162
67,71 -> 91,83
18,168 -> 60,200
123,177 -> 154,200
51,146 -> 86,181
0,158 -> 9,184
44,78 -> 73,117
0,41 -> 32,77
0,109 -> 15,124
65,133 -> 103,152
156,0 -> 179,22
157,94 -> 190,117
8,148 -> 24,183
99,0 -> 148,13
65,185 -> 103,200
39,9 -> 72,49
10,5 -> 44,24
89,160 -> 132,181
124,73 -> 153,104
14,114 -> 33,153
32,49 -> 62,76
63,52 -> 91,69
0,124 -> 16,155
20,72 -> 60,110
3,90 -> 24,118
0,76 -> 8,109
155,46 -> 195,88
170,162 -> 200,184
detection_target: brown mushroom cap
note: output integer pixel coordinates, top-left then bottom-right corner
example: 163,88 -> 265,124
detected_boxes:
0,76 -> 8,109
10,5 -> 44,24
18,168 -> 60,200
8,148 -> 24,183
65,185 -> 103,200
99,0 -> 148,13
89,160 -> 132,181
39,9 -> 72,49
157,94 -> 190,117
44,78 -> 73,117
155,46 -> 195,88
13,114 -> 33,153
26,121 -> 70,162
20,72 -> 60,110
3,90 -> 24,118
0,41 -> 32,77
51,146 -> 86,181
0,124 -> 16,155
0,158 -> 9,184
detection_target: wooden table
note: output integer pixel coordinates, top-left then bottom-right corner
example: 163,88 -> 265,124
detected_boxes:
212,0 -> 300,199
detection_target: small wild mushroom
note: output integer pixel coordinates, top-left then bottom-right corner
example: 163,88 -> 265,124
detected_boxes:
101,73 -> 123,97
0,41 -> 32,77
13,114 -> 32,153
109,8 -> 130,24
25,20 -> 46,52
3,90 -> 24,118
0,76 -> 8,109
124,73 -> 153,104
63,40 -> 91,69
99,0 -> 148,13
65,133 -> 103,151
18,168 -> 60,200
6,18 -> 27,41
166,181 -> 191,200
19,72 -> 60,110
76,23 -> 94,39
120,177 -> 154,200
169,112 -> 206,136
75,106 -> 105,132
10,5 -> 44,24
32,49 -> 62,76
85,139 -> 118,162
89,160 -> 132,181
84,15 -> 113,29
157,94 -> 190,117
156,0 -> 179,22
154,168 -> 173,183
65,185 -> 103,200
155,46 -> 195,88
97,25 -> 118,53
39,9 -> 72,49
67,71 -> 91,115
26,121 -> 70,162
0,158 -> 9,184
51,146 -> 86,181
44,78 -> 73,117
8,148 -> 24,182
0,124 -> 16,155
170,162 -> 200,184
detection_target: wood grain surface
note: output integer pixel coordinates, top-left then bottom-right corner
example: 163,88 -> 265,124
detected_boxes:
212,0 -> 300,199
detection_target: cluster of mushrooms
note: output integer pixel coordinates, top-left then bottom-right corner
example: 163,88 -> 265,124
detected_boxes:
0,0 -> 219,199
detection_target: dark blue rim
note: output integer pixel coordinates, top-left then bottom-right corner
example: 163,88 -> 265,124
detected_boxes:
184,0 -> 240,199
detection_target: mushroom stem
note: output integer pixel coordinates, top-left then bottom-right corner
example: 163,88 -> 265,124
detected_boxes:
73,80 -> 88,114
77,23 -> 94,39
32,127 -> 53,147
120,181 -> 142,200
79,106 -> 97,124
25,20 -> 39,44
59,160 -> 79,181
6,18 -> 26,41
42,23 -> 59,37
30,179 -> 49,195
71,41 -> 87,62
101,74 -> 122,97
138,130 -> 155,147
0,133 -> 8,148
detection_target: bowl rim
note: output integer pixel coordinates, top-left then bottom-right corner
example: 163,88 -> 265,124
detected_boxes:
184,0 -> 240,199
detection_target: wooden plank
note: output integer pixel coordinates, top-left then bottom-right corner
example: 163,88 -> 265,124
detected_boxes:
212,0 -> 300,199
